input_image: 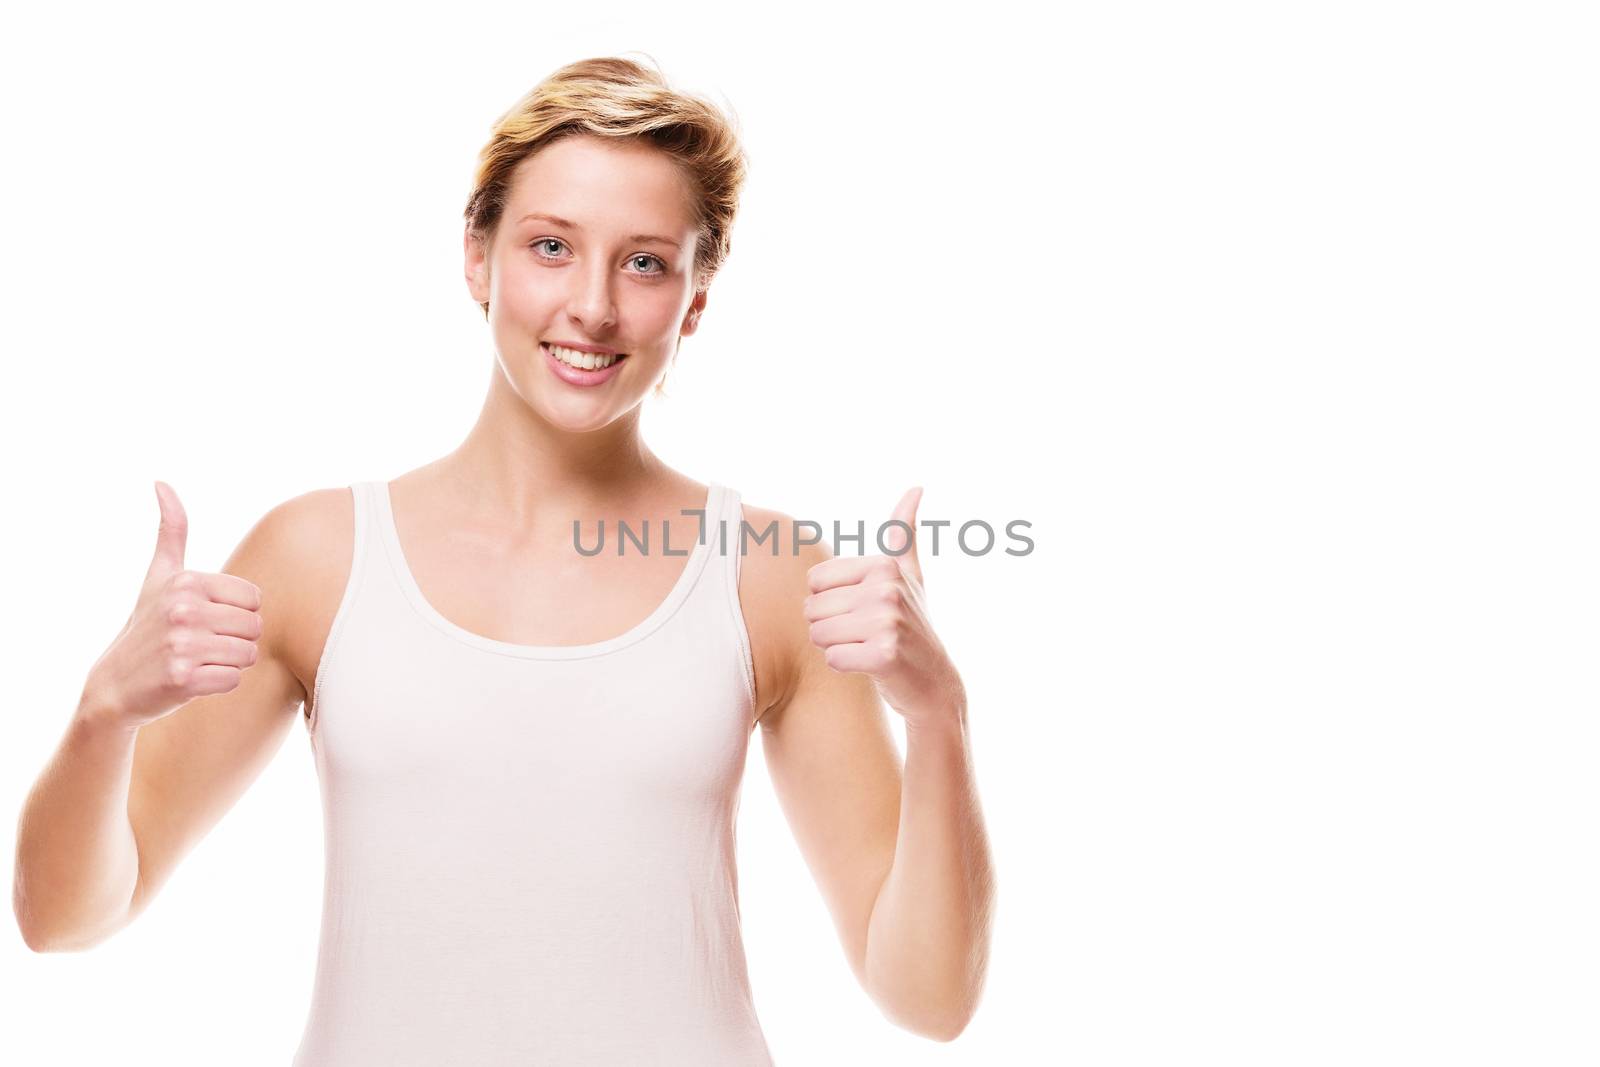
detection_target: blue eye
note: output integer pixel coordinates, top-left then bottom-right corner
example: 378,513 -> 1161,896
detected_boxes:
530,239 -> 667,277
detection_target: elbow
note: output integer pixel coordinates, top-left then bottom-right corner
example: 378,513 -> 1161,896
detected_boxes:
16,915 -> 113,954
863,879 -> 996,1043
19,921 -> 61,953
877,995 -> 978,1043
930,1017 -> 973,1043
14,878 -> 121,954
15,894 -> 72,953
867,970 -> 983,1044
864,930 -> 993,1043
15,896 -> 62,954
916,1007 -> 975,1043
13,864 -> 58,953
13,876 -> 49,952
866,944 -> 991,1043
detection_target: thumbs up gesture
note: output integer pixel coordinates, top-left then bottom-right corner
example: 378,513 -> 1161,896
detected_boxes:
803,488 -> 965,728
81,482 -> 264,730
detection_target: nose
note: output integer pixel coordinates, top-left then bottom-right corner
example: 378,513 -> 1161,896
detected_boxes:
564,257 -> 618,336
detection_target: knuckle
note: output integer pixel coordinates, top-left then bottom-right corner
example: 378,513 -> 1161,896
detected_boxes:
166,658 -> 193,687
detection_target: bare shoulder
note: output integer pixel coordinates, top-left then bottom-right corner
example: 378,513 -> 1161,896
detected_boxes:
733,500 -> 834,729
225,485 -> 356,710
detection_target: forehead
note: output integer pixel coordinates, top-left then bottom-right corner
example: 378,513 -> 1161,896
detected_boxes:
505,135 -> 697,236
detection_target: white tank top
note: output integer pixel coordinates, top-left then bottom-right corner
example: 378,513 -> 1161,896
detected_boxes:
291,480 -> 774,1065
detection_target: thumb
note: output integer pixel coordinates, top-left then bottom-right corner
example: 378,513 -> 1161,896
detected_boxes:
146,480 -> 188,585
885,486 -> 924,586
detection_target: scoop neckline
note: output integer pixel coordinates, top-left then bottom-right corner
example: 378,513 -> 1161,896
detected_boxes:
371,479 -> 722,660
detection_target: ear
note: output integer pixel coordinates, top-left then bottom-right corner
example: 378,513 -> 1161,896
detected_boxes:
464,226 -> 490,303
679,289 -> 708,338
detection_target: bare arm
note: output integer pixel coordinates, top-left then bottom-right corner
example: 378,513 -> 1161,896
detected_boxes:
12,486 -> 342,951
13,699 -> 145,952
743,501 -> 995,1041
861,699 -> 992,1042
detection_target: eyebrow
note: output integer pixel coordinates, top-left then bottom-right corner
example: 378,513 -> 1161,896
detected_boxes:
516,212 -> 682,249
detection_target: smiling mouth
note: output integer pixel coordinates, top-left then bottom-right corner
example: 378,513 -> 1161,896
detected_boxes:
542,342 -> 629,370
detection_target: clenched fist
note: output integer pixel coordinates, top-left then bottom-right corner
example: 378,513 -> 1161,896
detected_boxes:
81,481 -> 264,730
802,487 -> 966,729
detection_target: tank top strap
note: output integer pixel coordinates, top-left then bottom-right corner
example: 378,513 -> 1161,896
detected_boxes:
706,482 -> 757,708
716,481 -> 745,585
307,481 -> 374,734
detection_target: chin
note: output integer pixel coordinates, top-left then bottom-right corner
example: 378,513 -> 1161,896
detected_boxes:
539,406 -> 623,434
528,388 -> 642,434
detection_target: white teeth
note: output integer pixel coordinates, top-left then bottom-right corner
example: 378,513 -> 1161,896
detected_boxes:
548,343 -> 621,370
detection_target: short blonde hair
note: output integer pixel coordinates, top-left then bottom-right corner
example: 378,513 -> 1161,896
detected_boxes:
464,54 -> 749,322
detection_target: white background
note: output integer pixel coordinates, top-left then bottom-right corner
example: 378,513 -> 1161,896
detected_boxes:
3,2 -> 1596,1064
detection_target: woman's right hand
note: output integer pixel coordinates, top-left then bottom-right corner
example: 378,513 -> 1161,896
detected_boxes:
81,482 -> 264,731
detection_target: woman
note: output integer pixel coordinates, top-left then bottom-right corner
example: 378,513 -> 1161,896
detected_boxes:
13,56 -> 995,1064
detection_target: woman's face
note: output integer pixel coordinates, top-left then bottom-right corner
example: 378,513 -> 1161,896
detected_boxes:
465,134 -> 706,433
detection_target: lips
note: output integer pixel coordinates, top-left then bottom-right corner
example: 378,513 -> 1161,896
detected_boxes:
541,342 -> 629,386
544,340 -> 624,356
546,341 -> 628,366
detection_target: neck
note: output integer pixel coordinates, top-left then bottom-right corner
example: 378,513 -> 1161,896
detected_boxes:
431,369 -> 665,526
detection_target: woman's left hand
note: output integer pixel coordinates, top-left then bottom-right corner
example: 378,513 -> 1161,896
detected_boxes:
803,488 -> 965,729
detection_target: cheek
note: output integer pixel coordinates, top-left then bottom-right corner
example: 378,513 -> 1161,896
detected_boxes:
491,259 -> 549,312
639,287 -> 694,332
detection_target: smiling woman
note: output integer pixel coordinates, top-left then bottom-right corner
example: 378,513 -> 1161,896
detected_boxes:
472,141 -> 703,417
11,52 -> 995,1067
462,59 -> 746,414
